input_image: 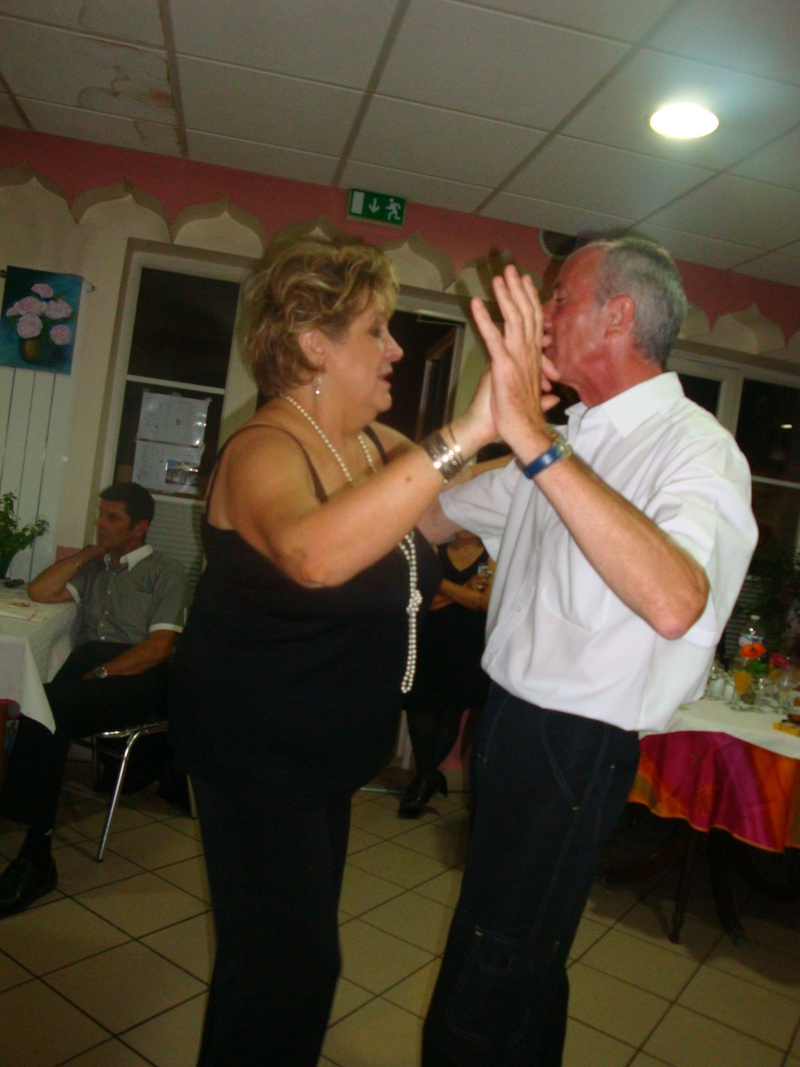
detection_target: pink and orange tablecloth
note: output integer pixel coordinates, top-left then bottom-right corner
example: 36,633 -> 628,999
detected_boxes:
631,699 -> 800,853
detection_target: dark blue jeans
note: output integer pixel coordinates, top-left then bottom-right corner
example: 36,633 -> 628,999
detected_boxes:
423,685 -> 640,1067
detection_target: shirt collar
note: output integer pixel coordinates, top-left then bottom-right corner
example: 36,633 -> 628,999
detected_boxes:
568,372 -> 684,439
104,543 -> 153,572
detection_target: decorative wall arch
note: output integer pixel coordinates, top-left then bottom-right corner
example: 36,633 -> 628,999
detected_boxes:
172,198 -> 265,258
709,306 -> 787,355
71,179 -> 168,227
679,305 -> 712,344
381,232 -> 454,291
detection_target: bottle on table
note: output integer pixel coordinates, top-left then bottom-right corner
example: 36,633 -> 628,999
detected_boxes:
732,614 -> 765,708
737,614 -> 763,652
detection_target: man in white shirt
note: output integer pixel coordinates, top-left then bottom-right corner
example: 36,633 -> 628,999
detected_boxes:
420,238 -> 757,1066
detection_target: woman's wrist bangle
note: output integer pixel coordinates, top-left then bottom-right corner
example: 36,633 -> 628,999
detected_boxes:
422,429 -> 465,483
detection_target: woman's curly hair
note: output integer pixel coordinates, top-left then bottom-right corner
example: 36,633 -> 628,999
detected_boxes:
241,234 -> 398,397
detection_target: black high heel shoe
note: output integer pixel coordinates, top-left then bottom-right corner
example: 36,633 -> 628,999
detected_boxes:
398,770 -> 448,819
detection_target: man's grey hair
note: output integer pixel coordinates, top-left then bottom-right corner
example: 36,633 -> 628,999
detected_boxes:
588,237 -> 688,368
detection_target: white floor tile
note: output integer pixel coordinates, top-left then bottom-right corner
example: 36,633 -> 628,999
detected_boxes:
6,773 -> 800,1067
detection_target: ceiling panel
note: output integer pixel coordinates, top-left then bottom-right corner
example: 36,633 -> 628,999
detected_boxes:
647,174 -> 800,248
633,222 -> 763,271
170,0 -> 397,88
730,127 -> 800,191
378,0 -> 628,127
483,192 -> 634,236
351,97 -> 546,187
186,131 -> 340,186
563,49 -> 800,169
649,0 -> 800,86
0,18 -> 171,121
731,253 -> 800,288
0,0 -> 164,45
0,0 -> 797,288
177,58 -> 362,155
0,93 -> 23,128
20,99 -> 180,156
505,136 -> 714,219
471,0 -> 675,40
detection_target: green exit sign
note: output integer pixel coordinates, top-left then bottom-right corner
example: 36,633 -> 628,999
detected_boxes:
348,188 -> 406,227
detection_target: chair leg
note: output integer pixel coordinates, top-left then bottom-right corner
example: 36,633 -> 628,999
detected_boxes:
96,755 -> 128,861
96,733 -> 141,862
186,774 -> 198,820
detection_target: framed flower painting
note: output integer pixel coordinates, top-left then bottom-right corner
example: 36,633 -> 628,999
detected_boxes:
0,266 -> 84,375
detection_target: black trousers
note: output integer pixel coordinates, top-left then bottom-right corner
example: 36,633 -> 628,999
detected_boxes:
423,686 -> 640,1067
192,773 -> 351,1067
0,641 -> 170,834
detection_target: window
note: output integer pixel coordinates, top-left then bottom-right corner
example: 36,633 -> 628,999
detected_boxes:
101,241 -> 256,592
670,348 -> 800,651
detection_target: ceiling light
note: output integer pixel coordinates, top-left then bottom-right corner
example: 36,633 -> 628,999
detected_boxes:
649,103 -> 719,139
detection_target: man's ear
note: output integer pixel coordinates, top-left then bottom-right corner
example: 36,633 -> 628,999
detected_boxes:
131,518 -> 149,542
603,294 -> 635,338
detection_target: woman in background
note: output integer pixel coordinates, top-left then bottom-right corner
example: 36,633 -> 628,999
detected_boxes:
399,530 -> 492,817
168,235 -> 495,1067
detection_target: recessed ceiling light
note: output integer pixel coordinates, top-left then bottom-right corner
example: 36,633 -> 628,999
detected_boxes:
649,103 -> 719,139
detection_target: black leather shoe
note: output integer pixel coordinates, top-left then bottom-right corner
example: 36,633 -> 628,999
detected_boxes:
398,770 -> 448,819
0,857 -> 58,918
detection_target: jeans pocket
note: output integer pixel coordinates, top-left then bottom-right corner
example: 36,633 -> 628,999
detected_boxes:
447,927 -> 557,1052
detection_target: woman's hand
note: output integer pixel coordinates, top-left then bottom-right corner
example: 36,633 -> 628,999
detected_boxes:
450,368 -> 496,455
470,266 -> 560,458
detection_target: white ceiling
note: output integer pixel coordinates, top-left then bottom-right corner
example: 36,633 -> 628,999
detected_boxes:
1,0 -> 799,287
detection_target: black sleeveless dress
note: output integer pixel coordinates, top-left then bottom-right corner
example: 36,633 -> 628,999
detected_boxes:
403,543 -> 491,720
168,425 -> 441,811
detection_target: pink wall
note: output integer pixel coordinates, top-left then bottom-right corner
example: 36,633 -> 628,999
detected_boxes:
2,126 -> 799,339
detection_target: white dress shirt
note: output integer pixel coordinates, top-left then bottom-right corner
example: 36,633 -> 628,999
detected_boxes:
441,373 -> 757,732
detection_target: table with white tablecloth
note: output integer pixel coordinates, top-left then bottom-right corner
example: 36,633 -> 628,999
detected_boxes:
0,588 -> 76,734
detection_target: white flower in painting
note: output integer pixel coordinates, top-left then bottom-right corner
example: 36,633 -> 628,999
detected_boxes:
43,298 -> 73,320
7,296 -> 46,317
49,324 -> 72,346
31,283 -> 54,299
17,314 -> 43,338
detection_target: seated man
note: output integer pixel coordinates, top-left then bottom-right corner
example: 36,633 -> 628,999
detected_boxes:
0,482 -> 187,917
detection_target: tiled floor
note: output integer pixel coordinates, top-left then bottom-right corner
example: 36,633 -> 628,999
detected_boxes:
1,760 -> 800,1067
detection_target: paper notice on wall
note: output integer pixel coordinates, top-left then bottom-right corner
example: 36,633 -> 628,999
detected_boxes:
132,441 -> 203,495
138,391 -> 209,446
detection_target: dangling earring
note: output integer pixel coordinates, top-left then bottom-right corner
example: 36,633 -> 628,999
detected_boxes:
314,374 -> 323,397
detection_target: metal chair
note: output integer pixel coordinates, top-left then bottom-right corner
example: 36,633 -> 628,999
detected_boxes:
85,721 -> 196,861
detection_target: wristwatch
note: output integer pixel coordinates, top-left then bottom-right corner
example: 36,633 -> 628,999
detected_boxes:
521,433 -> 574,479
93,665 -> 109,679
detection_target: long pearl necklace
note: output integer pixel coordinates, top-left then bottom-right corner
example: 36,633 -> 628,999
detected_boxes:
279,393 -> 422,693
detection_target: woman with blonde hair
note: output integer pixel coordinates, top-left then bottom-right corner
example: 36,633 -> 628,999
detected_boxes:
169,234 -> 496,1067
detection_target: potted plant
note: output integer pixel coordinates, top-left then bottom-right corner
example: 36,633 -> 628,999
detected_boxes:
0,492 -> 49,578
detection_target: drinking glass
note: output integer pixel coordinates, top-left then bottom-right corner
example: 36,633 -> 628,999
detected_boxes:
750,674 -> 770,711
730,667 -> 752,710
775,668 -> 799,713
